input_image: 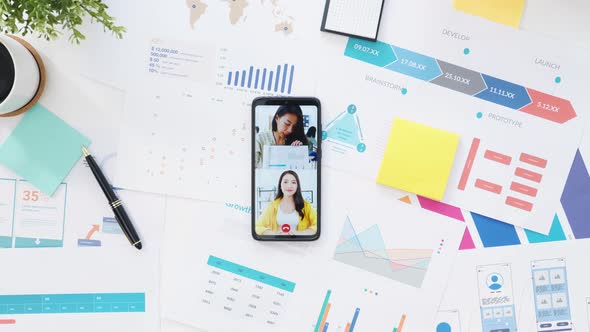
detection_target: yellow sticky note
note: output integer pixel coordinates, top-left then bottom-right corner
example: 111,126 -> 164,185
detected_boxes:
377,118 -> 459,201
453,0 -> 526,28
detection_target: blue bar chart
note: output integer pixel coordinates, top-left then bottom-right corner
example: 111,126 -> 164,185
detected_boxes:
226,64 -> 296,94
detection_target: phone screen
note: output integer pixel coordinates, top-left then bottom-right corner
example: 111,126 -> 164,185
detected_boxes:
252,98 -> 320,240
476,264 -> 517,332
531,258 -> 572,332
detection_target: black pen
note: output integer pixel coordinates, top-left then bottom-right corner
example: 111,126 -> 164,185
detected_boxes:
82,146 -> 142,250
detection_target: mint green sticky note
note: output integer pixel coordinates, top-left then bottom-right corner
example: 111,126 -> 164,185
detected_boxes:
0,104 -> 90,196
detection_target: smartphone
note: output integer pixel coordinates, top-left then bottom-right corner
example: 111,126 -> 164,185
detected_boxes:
531,258 -> 572,332
476,264 -> 517,332
251,97 -> 321,241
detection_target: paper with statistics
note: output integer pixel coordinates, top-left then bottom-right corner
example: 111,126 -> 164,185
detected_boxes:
0,94 -> 166,250
317,0 -> 588,234
0,85 -> 165,330
0,249 -> 160,331
79,0 -> 325,91
161,173 -> 465,332
114,37 -> 317,203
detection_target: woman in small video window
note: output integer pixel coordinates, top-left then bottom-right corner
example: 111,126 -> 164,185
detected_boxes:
255,170 -> 317,236
255,104 -> 308,168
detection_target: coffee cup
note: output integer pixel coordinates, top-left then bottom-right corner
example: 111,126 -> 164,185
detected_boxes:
0,34 -> 41,115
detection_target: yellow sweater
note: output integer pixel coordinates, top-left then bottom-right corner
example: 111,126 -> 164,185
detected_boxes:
255,198 -> 317,235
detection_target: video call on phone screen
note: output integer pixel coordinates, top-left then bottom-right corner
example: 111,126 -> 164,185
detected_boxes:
253,103 -> 319,237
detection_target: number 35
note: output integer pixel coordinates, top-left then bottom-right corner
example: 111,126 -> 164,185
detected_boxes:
22,190 -> 40,202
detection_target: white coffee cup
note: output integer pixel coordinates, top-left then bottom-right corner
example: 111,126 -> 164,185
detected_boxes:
0,35 -> 40,115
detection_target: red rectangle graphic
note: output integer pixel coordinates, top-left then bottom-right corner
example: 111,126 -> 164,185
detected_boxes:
515,167 -> 543,183
506,196 -> 533,212
484,149 -> 512,165
520,153 -> 547,168
510,182 -> 538,197
475,179 -> 503,194
0,320 -> 16,325
458,138 -> 480,191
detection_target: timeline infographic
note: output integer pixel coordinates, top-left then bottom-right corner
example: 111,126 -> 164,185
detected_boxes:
318,32 -> 584,234
344,38 -> 576,124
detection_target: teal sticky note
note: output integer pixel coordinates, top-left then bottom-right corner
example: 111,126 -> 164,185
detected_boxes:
0,104 -> 90,196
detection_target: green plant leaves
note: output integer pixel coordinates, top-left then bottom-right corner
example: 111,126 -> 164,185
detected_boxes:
0,0 -> 126,44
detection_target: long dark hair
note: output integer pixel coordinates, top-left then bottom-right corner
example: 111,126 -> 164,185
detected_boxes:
272,104 -> 308,145
275,170 -> 305,219
306,126 -> 316,138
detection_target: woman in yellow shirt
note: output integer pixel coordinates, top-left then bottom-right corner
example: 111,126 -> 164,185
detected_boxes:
256,170 -> 317,236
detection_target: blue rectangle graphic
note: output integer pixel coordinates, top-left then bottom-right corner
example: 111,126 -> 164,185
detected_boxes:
274,65 -> 281,92
102,217 -> 122,235
288,65 -> 295,94
248,66 -> 253,88
281,64 -> 288,93
14,237 -> 63,248
0,236 -> 12,248
350,308 -> 360,332
268,71 -> 274,91
0,293 -> 145,315
471,212 -> 521,247
475,74 -> 532,110
77,239 -> 101,247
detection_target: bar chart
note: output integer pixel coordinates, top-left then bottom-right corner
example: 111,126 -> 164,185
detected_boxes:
225,63 -> 296,94
313,289 -> 407,332
315,290 -> 361,332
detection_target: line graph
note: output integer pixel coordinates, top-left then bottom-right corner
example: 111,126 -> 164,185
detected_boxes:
334,217 -> 433,288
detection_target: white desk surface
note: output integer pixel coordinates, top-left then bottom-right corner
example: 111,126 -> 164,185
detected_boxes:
7,1 -> 590,331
